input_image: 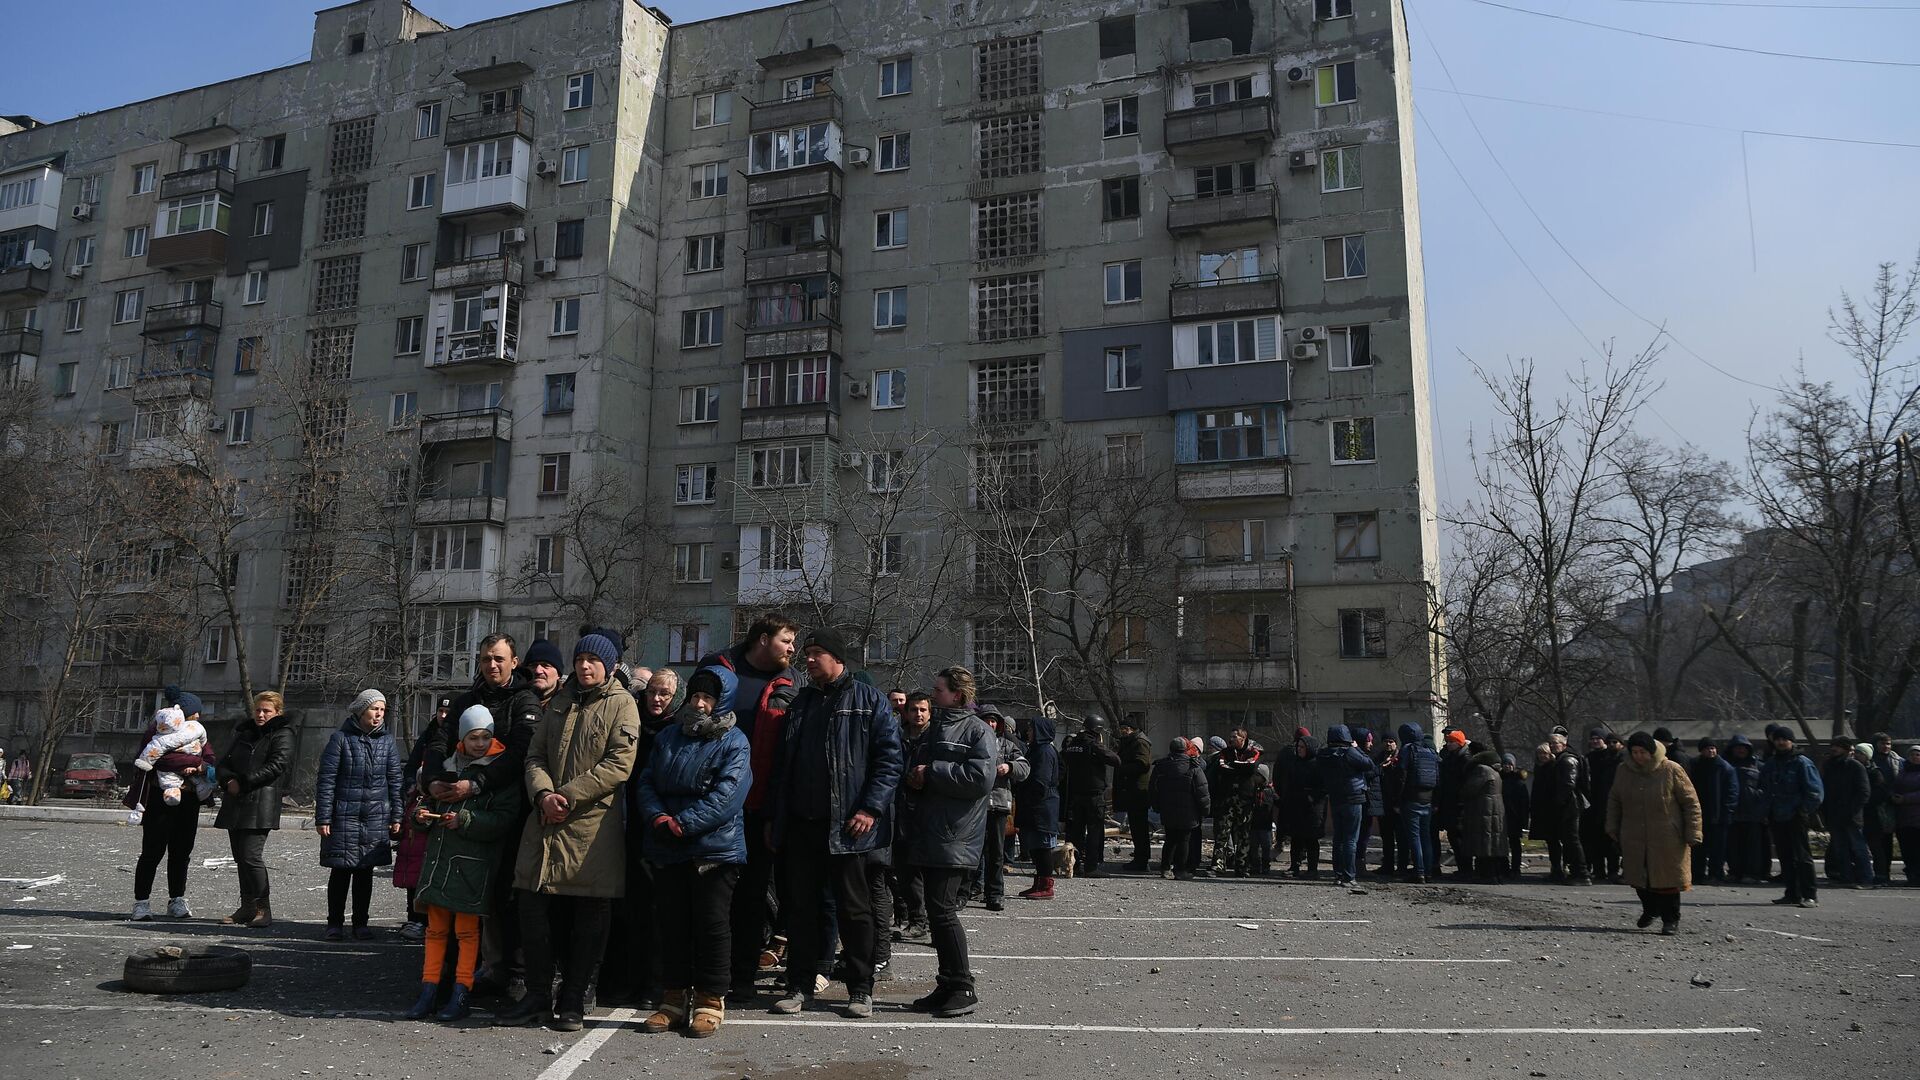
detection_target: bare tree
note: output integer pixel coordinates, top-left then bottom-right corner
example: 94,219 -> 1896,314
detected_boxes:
504,467 -> 682,649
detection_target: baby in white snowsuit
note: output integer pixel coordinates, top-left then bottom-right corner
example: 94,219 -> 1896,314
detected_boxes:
134,706 -> 213,805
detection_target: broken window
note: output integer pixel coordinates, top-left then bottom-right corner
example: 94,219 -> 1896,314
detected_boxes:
1186,0 -> 1254,54
977,113 -> 1043,179
1099,16 -> 1136,60
977,34 -> 1041,102
974,192 -> 1042,261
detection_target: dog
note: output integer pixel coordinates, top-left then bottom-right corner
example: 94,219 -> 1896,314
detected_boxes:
1054,844 -> 1078,879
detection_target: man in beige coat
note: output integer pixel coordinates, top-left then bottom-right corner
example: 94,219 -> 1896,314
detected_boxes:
1607,731 -> 1702,936
495,633 -> 640,1031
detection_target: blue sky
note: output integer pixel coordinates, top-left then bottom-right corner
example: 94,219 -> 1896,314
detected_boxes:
4,0 -> 1917,512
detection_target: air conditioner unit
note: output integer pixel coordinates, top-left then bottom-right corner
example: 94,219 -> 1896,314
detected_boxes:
846,381 -> 868,399
206,416 -> 227,433
71,204 -> 93,221
720,551 -> 736,570
66,266 -> 85,279
532,257 -> 558,275
1288,149 -> 1318,171
1298,325 -> 1324,343
843,450 -> 866,469
1290,342 -> 1320,361
1286,66 -> 1312,86
848,146 -> 872,168
500,227 -> 528,245
535,159 -> 558,177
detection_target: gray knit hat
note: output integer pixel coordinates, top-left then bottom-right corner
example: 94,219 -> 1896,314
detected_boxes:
458,704 -> 495,738
348,688 -> 386,718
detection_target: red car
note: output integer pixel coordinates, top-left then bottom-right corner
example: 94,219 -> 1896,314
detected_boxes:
60,753 -> 119,798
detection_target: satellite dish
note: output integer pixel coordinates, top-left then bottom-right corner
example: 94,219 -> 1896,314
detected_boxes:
27,249 -> 54,271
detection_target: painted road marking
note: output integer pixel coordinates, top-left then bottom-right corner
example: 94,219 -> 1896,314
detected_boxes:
957,916 -> 1371,923
1748,928 -> 1834,943
890,952 -> 1507,963
0,929 -> 396,952
535,1008 -> 635,1080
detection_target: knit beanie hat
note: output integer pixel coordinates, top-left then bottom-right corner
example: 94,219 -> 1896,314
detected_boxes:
1765,723 -> 1793,742
1697,737 -> 1716,750
1294,726 -> 1311,741
348,688 -> 385,718
688,667 -> 725,703
1854,742 -> 1874,760
523,638 -> 564,673
1626,731 -> 1658,755
458,705 -> 495,737
574,633 -> 619,671
1501,752 -> 1518,768
804,626 -> 850,665
1208,735 -> 1227,751
175,691 -> 205,718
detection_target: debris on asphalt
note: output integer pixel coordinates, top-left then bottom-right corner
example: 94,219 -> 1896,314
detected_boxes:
1690,974 -> 1714,988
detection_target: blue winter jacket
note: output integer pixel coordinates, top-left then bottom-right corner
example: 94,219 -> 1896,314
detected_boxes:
1687,750 -> 1740,825
1726,735 -> 1768,823
1317,725 -> 1374,806
1761,747 -> 1825,823
771,672 -> 903,855
314,715 -> 405,870
1397,723 -> 1440,802
634,696 -> 752,868
1013,715 -> 1062,834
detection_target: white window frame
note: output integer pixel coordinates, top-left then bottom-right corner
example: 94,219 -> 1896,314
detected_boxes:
551,297 -> 581,336
867,449 -> 906,492
539,453 -> 572,495
1318,0 -> 1356,19
1324,233 -> 1367,280
105,354 -> 133,390
63,298 -> 84,333
560,145 -> 589,185
869,533 -> 905,578
415,101 -> 443,140
876,132 -> 911,172
251,202 -> 274,237
879,57 -> 913,97
674,542 -> 713,583
1104,345 -> 1142,392
565,72 -> 595,111
686,234 -> 723,273
1104,259 -> 1142,305
400,243 -> 430,282
389,392 -> 417,429
1102,96 -> 1139,139
872,368 -> 906,409
131,162 -> 156,195
396,315 -> 424,356
1330,416 -> 1377,464
873,287 -> 907,329
203,625 -> 229,664
1316,61 -> 1358,107
678,385 -> 720,425
874,208 -> 908,250
690,162 -> 729,199
226,407 -> 253,446
675,463 -> 718,505
244,269 -> 269,305
407,172 -> 437,210
113,288 -> 144,324
1321,145 -> 1361,193
693,92 -> 733,130
749,445 -> 813,489
681,307 -> 723,348
1328,324 -> 1371,370
124,225 -> 148,258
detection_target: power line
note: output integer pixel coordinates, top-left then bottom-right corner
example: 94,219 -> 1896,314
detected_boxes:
1414,86 -> 1920,148
1595,0 -> 1920,10
1460,0 -> 1920,66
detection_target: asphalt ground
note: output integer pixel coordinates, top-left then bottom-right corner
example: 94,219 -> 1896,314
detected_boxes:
0,819 -> 1914,1080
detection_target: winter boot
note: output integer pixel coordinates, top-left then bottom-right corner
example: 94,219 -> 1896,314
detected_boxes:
246,900 -> 273,928
641,988 -> 689,1034
223,900 -> 256,926
1019,849 -> 1055,899
435,983 -> 472,1022
405,982 -> 441,1020
688,991 -> 726,1038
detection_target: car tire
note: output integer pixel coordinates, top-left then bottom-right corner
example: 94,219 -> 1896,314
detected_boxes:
121,945 -> 252,994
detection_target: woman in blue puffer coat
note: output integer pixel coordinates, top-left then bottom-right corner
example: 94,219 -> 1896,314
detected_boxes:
314,688 -> 405,940
635,665 -> 750,1039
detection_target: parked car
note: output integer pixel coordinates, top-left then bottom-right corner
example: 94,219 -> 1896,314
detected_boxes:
60,753 -> 120,798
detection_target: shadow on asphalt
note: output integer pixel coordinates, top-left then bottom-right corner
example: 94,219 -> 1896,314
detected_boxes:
1433,922 -> 1639,934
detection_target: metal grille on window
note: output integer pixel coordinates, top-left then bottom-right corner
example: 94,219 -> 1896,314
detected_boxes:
302,399 -> 349,455
312,255 -> 361,313
307,326 -> 356,380
977,34 -> 1041,102
328,116 -> 376,175
974,192 -> 1042,261
973,273 -> 1042,343
974,357 -> 1043,424
976,113 -> 1042,180
319,185 -> 368,243
970,619 -> 1025,682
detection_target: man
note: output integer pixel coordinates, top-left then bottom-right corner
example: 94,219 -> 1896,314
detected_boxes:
1350,728 -> 1382,876
1394,724 -> 1439,883
1149,735 -> 1210,879
1113,716 -> 1155,872
1655,727 -> 1691,772
1375,731 -> 1402,876
1866,732 -> 1900,885
1821,736 -> 1872,888
890,692 -> 932,942
606,667 -> 680,1006
1316,725 -> 1373,890
1436,729 -> 1471,876
1543,730 -> 1592,885
768,627 -> 902,1019
977,704 -> 1029,910
900,667 -> 997,1017
1687,738 -> 1738,883
1724,734 -> 1768,883
887,689 -> 908,717
1762,723 -> 1825,908
1060,716 -> 1121,877
1210,725 -> 1264,877
1582,729 -> 1623,883
497,634 -> 640,1030
700,613 -> 803,1003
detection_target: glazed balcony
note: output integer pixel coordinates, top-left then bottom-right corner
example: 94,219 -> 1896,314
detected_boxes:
746,163 -> 842,209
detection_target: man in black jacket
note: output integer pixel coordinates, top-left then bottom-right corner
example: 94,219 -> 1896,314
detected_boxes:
1544,730 -> 1592,886
1583,728 -> 1623,882
1060,716 -> 1120,877
1822,737 -> 1873,887
1113,717 -> 1155,872
901,667 -> 997,1018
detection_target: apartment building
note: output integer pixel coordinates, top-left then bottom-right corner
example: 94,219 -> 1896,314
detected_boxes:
0,0 -> 1442,776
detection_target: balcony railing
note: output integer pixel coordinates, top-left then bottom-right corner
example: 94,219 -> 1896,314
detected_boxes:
142,299 -> 224,337
446,105 -> 535,145
745,246 -> 839,284
1167,186 -> 1278,233
432,255 -> 523,290
1176,557 -> 1294,594
1164,96 -> 1273,151
749,89 -> 843,132
413,494 -> 508,526
1176,655 -> 1294,693
0,326 -> 42,357
746,163 -> 842,208
1170,274 -> 1282,321
146,230 -> 228,272
0,265 -> 51,297
1175,461 -> 1292,501
419,406 -> 512,445
158,165 -> 235,201
745,325 -> 837,360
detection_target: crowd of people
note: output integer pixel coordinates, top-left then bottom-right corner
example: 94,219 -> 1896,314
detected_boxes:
101,613 -> 1920,1034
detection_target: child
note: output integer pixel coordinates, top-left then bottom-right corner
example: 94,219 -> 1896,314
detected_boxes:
403,705 -> 522,1022
131,706 -> 215,816
1250,763 -> 1275,874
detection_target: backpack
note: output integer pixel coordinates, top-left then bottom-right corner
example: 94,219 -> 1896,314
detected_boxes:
1404,743 -> 1440,792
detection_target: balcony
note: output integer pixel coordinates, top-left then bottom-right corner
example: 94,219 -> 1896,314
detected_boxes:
420,406 -> 512,446
741,409 -> 838,442
0,264 -> 51,297
413,494 -> 508,526
432,255 -> 523,290
429,284 -> 521,368
414,568 -> 502,606
1170,274 -> 1282,321
141,299 -> 223,337
1167,186 -> 1277,234
749,89 -> 843,132
132,362 -> 214,403
158,165 -> 234,201
146,229 -> 227,272
1167,358 -> 1290,412
1176,461 -> 1292,501
746,163 -> 842,209
1177,557 -> 1293,594
0,326 -> 41,357
446,105 -> 535,145
746,325 -> 838,360
1176,655 -> 1294,694
1164,96 -> 1273,153
745,246 -> 839,284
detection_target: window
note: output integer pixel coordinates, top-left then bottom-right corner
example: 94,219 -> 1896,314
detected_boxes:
686,233 -> 722,273
1339,609 -> 1387,658
1195,161 -> 1257,198
1105,345 -> 1142,391
1192,76 -> 1255,108
681,307 -> 723,348
970,619 -> 1025,677
749,123 -> 833,174
52,363 -> 77,397
865,621 -> 904,664
693,92 -> 733,129
872,368 -> 906,409
251,202 -> 274,237
1102,176 -> 1140,222
234,337 -> 262,374
1109,615 -> 1148,663
535,535 -> 567,578
413,526 -> 486,574
204,626 -> 229,664
395,315 -> 424,355
445,138 -> 517,187
1321,145 -> 1361,192
566,72 -> 595,110
1324,233 -> 1367,280
867,449 -> 906,492
113,289 -> 144,324
66,235 -> 95,270
870,534 -> 905,578
1104,260 -> 1142,304
977,33 -> 1041,101
348,32 -> 366,53
880,57 -> 913,97
1318,0 -> 1355,18
106,354 -> 133,389
308,325 -> 356,380
0,174 -> 40,212
131,162 -> 156,195
544,372 -> 576,414
400,243 -> 430,282
1101,15 -> 1137,59
319,184 -> 368,242
99,420 -> 127,455
1184,406 -> 1286,464
328,115 -> 376,174
1335,512 -> 1381,561
226,407 -> 253,445
976,113 -> 1042,179
757,525 -> 804,572
560,145 -> 589,184
1331,417 -> 1377,463
781,71 -> 832,101
415,102 -> 443,139
674,543 -> 713,583
1104,432 -> 1143,478
679,385 -> 720,424
123,225 -> 148,258
539,453 -> 571,494
690,162 -> 729,200
974,274 -> 1042,343
407,172 -> 437,209
313,255 -> 361,311
876,132 -> 911,172
675,463 -> 718,505
1315,61 -> 1358,107
555,219 -> 585,260
974,355 -> 1043,423
1198,247 -> 1259,285
407,608 -> 486,684
1103,97 -> 1139,138
63,298 -> 84,333
157,192 -> 231,237
388,392 -> 417,429
874,208 -> 908,249
974,191 -> 1042,260
260,135 -> 286,171
1328,324 -> 1372,369
873,287 -> 908,329
551,297 -> 581,335
749,445 -> 813,488
1182,316 -> 1279,368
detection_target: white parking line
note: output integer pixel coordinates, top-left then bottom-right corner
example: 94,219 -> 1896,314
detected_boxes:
0,929 -> 396,952
889,952 -> 1506,963
1748,928 -> 1834,943
958,916 -> 1371,923
535,1008 -> 635,1080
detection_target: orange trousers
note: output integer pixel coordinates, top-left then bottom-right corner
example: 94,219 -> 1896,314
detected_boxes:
420,905 -> 481,987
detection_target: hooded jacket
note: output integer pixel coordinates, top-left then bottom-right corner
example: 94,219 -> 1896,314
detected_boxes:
1607,740 -> 1704,891
1149,749 -> 1211,831
1316,725 -> 1373,806
771,671 -> 903,856
1761,744 -> 1825,824
1457,750 -> 1508,859
987,720 -> 1030,813
1725,735 -> 1768,824
901,705 -> 998,869
214,713 -> 295,831
1686,749 -> 1739,825
1061,727 -> 1121,809
416,738 -> 523,914
1396,723 -> 1440,805
634,666 -> 751,867
314,713 -> 406,870
1280,737 -> 1327,837
1500,762 -> 1531,834
1892,756 -> 1920,830
1012,715 -> 1061,834
513,675 -> 641,897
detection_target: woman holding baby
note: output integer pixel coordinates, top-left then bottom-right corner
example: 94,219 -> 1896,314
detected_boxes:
128,689 -> 216,922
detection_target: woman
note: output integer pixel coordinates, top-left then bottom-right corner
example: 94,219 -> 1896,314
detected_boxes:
1607,731 -> 1703,935
1890,743 -> 1920,884
1499,753 -> 1531,877
1012,714 -> 1061,900
216,691 -> 296,927
1457,746 -> 1508,881
128,693 -> 215,920
314,688 -> 405,940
